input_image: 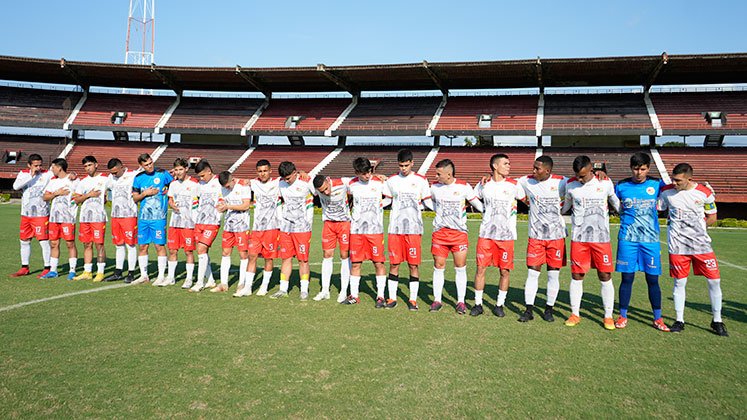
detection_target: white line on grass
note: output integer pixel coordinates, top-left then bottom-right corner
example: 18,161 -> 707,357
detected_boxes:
0,283 -> 131,314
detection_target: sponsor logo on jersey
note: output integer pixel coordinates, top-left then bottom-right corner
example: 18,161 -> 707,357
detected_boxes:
646,187 -> 655,195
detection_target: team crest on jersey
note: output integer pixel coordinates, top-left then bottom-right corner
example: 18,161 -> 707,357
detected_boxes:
596,187 -> 602,192
453,191 -> 459,196
646,187 -> 655,195
694,199 -> 702,205
550,186 -> 557,191
623,198 -> 634,208
154,178 -> 161,185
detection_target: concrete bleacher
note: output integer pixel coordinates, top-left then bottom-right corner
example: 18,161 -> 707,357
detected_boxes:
163,96 -> 265,134
319,146 -> 431,179
334,97 -> 441,135
0,86 -> 82,129
65,140 -> 159,174
234,146 -> 335,179
650,91 -> 747,134
540,147 -> 649,182
71,93 -> 175,131
0,135 -> 67,178
434,95 -> 538,135
659,147 -> 747,203
249,98 -> 351,135
543,94 -> 654,135
154,143 -> 248,175
424,147 -> 537,186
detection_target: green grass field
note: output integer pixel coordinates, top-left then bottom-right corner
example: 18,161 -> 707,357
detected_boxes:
0,203 -> 744,418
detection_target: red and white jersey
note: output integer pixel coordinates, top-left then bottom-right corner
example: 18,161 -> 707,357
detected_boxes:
431,179 -> 479,233
348,177 -> 391,235
562,177 -> 620,243
658,183 -> 717,255
475,177 -> 525,241
279,175 -> 315,233
318,177 -> 352,222
168,177 -> 200,229
250,177 -> 280,231
222,179 -> 252,232
46,176 -> 78,224
195,176 -> 223,226
386,172 -> 431,235
13,169 -> 52,217
519,174 -> 567,240
107,169 -> 139,219
75,173 -> 108,223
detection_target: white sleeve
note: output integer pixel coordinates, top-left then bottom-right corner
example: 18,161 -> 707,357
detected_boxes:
12,171 -> 32,191
515,182 -> 526,201
561,186 -> 572,214
607,181 -> 621,213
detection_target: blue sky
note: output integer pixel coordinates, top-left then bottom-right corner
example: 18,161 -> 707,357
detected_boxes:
0,0 -> 745,67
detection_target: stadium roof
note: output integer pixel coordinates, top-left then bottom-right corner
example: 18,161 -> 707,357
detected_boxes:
0,53 -> 746,94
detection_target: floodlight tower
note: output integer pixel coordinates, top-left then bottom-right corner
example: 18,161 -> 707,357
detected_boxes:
124,0 -> 155,66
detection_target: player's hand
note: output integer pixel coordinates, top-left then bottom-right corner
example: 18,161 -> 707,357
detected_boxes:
67,172 -> 78,181
594,170 -> 609,181
480,175 -> 489,185
56,187 -> 70,197
146,187 -> 159,196
216,202 -> 228,212
374,174 -> 388,182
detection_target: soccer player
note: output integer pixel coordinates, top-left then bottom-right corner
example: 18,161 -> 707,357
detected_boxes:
429,159 -> 483,314
471,153 -> 526,317
41,158 -> 78,279
104,158 -> 140,283
517,156 -> 567,322
166,158 -> 200,288
384,149 -> 432,310
343,157 -> 392,305
11,153 -> 53,278
313,174 -> 353,302
658,163 -> 727,336
613,152 -> 670,331
561,155 -> 620,329
214,171 -> 252,293
131,153 -> 173,285
190,159 -> 221,292
272,161 -> 315,299
72,155 -> 108,281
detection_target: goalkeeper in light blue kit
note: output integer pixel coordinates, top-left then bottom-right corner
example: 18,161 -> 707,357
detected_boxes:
613,152 -> 669,331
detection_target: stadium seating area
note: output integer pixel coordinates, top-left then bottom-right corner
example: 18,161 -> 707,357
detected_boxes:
154,143 -> 248,174
650,91 -> 747,133
250,98 -> 351,135
0,86 -> 82,128
424,147 -> 537,186
540,147 -> 646,182
163,96 -> 265,134
71,93 -> 175,131
435,95 -> 538,134
319,146 -> 431,179
335,97 -> 441,135
0,135 -> 66,178
65,140 -> 159,174
543,94 -> 654,134
235,146 -> 335,179
659,147 -> 747,203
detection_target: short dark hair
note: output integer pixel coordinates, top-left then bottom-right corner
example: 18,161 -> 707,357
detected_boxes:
173,158 -> 189,169
218,170 -> 232,186
82,155 -> 97,165
278,161 -> 296,178
435,158 -> 455,176
535,155 -> 553,170
51,158 -> 68,172
137,153 -> 151,164
27,153 -> 43,164
672,163 -> 693,176
397,149 -> 413,163
630,152 -> 651,168
107,158 -> 123,170
490,153 -> 509,172
313,174 -> 326,189
256,159 -> 271,168
353,157 -> 372,174
194,159 -> 212,174
572,155 -> 592,173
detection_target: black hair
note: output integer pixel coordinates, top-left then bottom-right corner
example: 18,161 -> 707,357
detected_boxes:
27,153 -> 43,164
137,153 -> 151,164
572,155 -> 592,173
435,158 -> 455,176
535,155 -> 553,170
194,159 -> 212,174
51,158 -> 68,172
82,155 -> 97,165
256,159 -> 271,168
672,163 -> 693,176
490,153 -> 509,172
218,170 -> 232,186
107,158 -> 123,170
353,157 -> 372,174
313,174 -> 326,189
278,161 -> 296,178
630,152 -> 651,168
173,158 -> 189,169
397,149 -> 413,163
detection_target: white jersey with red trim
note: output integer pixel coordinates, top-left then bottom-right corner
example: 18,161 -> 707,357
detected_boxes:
168,177 -> 200,229
75,174 -> 108,223
431,179 -> 477,233
45,176 -> 78,224
475,177 -> 525,240
658,183 -> 716,255
519,174 -> 567,240
13,169 -> 52,217
349,177 -> 391,235
222,179 -> 252,232
250,177 -> 280,231
318,177 -> 352,222
195,176 -> 223,226
562,177 -> 620,243
386,172 -> 431,235
107,169 -> 139,219
279,175 -> 315,233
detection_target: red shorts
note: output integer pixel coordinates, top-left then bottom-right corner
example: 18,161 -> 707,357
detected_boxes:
526,238 -> 566,268
322,221 -> 350,252
669,252 -> 721,280
111,217 -> 138,246
570,241 -> 613,274
350,233 -> 385,263
49,222 -> 75,242
194,224 -> 220,247
476,238 -> 514,269
248,229 -> 279,258
279,231 -> 311,262
431,228 -> 469,258
79,222 -> 106,244
19,216 -> 49,241
222,230 -> 250,251
388,233 -> 422,265
167,227 -> 196,251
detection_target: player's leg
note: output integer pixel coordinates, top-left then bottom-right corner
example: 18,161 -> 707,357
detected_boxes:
497,240 -> 515,318
191,239 -> 211,292
453,248 -> 468,315
216,231 -> 234,293
338,225 -> 351,303
183,249 -> 196,289
12,217 -> 33,276
43,224 -> 61,278
639,242 -> 667,330
520,239 -> 545,322
35,218 -> 51,278
65,235 -> 78,280
565,241 -> 589,327
295,232 -> 312,300
404,234 -> 422,310
316,248 -> 335,301
107,219 -> 126,281
592,243 -> 615,330
431,254 -> 447,312
692,253 -> 727,336
543,239 -> 564,322
669,254 -> 691,333
135,220 -> 152,284
387,234 -> 403,307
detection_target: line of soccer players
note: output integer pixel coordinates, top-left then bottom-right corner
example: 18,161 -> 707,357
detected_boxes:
10,149 -> 728,336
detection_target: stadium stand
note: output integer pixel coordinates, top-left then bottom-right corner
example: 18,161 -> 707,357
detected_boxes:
334,97 -> 441,135
0,135 -> 66,178
541,147 -> 646,182
659,147 -> 747,203
162,96 -> 265,134
0,86 -> 82,129
319,146 -> 431,179
650,91 -> 747,134
65,140 -> 159,174
71,93 -> 175,131
153,143 -> 248,174
249,98 -> 352,135
542,94 -> 654,135
235,146 -> 335,179
434,95 -> 538,135
424,147 -> 537,186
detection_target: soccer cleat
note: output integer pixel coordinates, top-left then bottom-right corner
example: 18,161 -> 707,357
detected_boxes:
131,275 -> 150,285
233,286 -> 252,297
255,287 -> 268,296
210,283 -> 229,293
313,291 -> 330,301
470,304 -> 484,317
189,282 -> 205,293
103,272 -> 123,282
652,318 -> 670,332
300,291 -> 309,301
10,267 -> 31,277
40,271 -> 59,279
710,321 -> 729,337
336,293 -> 347,304
455,302 -> 467,315
407,300 -> 419,311
375,297 -> 386,309
93,273 -> 105,283
204,280 -> 217,289
429,301 -> 443,312
270,290 -> 288,299
603,317 -> 616,330
73,271 -> 93,281
669,321 -> 685,333
342,295 -> 360,305
492,305 -> 506,318
615,316 -> 628,329
123,273 -> 135,284
182,279 -> 194,289
152,276 -> 165,287
385,299 -> 397,309
565,314 -> 581,327
518,307 -> 534,322
36,268 -> 51,279
542,306 -> 555,322
163,277 -> 175,286
67,272 -> 76,281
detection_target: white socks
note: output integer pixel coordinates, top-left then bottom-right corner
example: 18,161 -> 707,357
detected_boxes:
185,263 -> 194,282
20,240 -> 31,265
300,279 -> 309,295
39,240 -> 51,266
167,260 -> 177,280
115,245 -> 126,270
546,270 -> 560,306
279,279 -> 289,293
524,268 -> 540,305
321,258 -> 333,294
220,256 -> 232,285
139,255 -> 149,277
432,268 -> 445,303
196,253 -> 209,285
708,279 -> 723,322
238,259 -> 248,287
600,280 -> 615,318
375,275 -> 386,299
388,278 -> 398,300
84,263 -> 93,273
69,258 -> 77,273
244,271 -> 256,293
97,262 -> 105,274
157,256 -> 167,279
497,289 -> 507,307
570,279 -> 584,316
260,270 -> 272,291
409,280 -> 419,302
50,257 -> 59,273
350,275 -> 361,298
673,277 -> 687,322
474,289 -> 484,306
340,258 -> 350,297
455,266 -> 467,303
127,244 -> 138,272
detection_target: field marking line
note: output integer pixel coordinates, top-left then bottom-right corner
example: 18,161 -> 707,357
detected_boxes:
0,283 -> 131,314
